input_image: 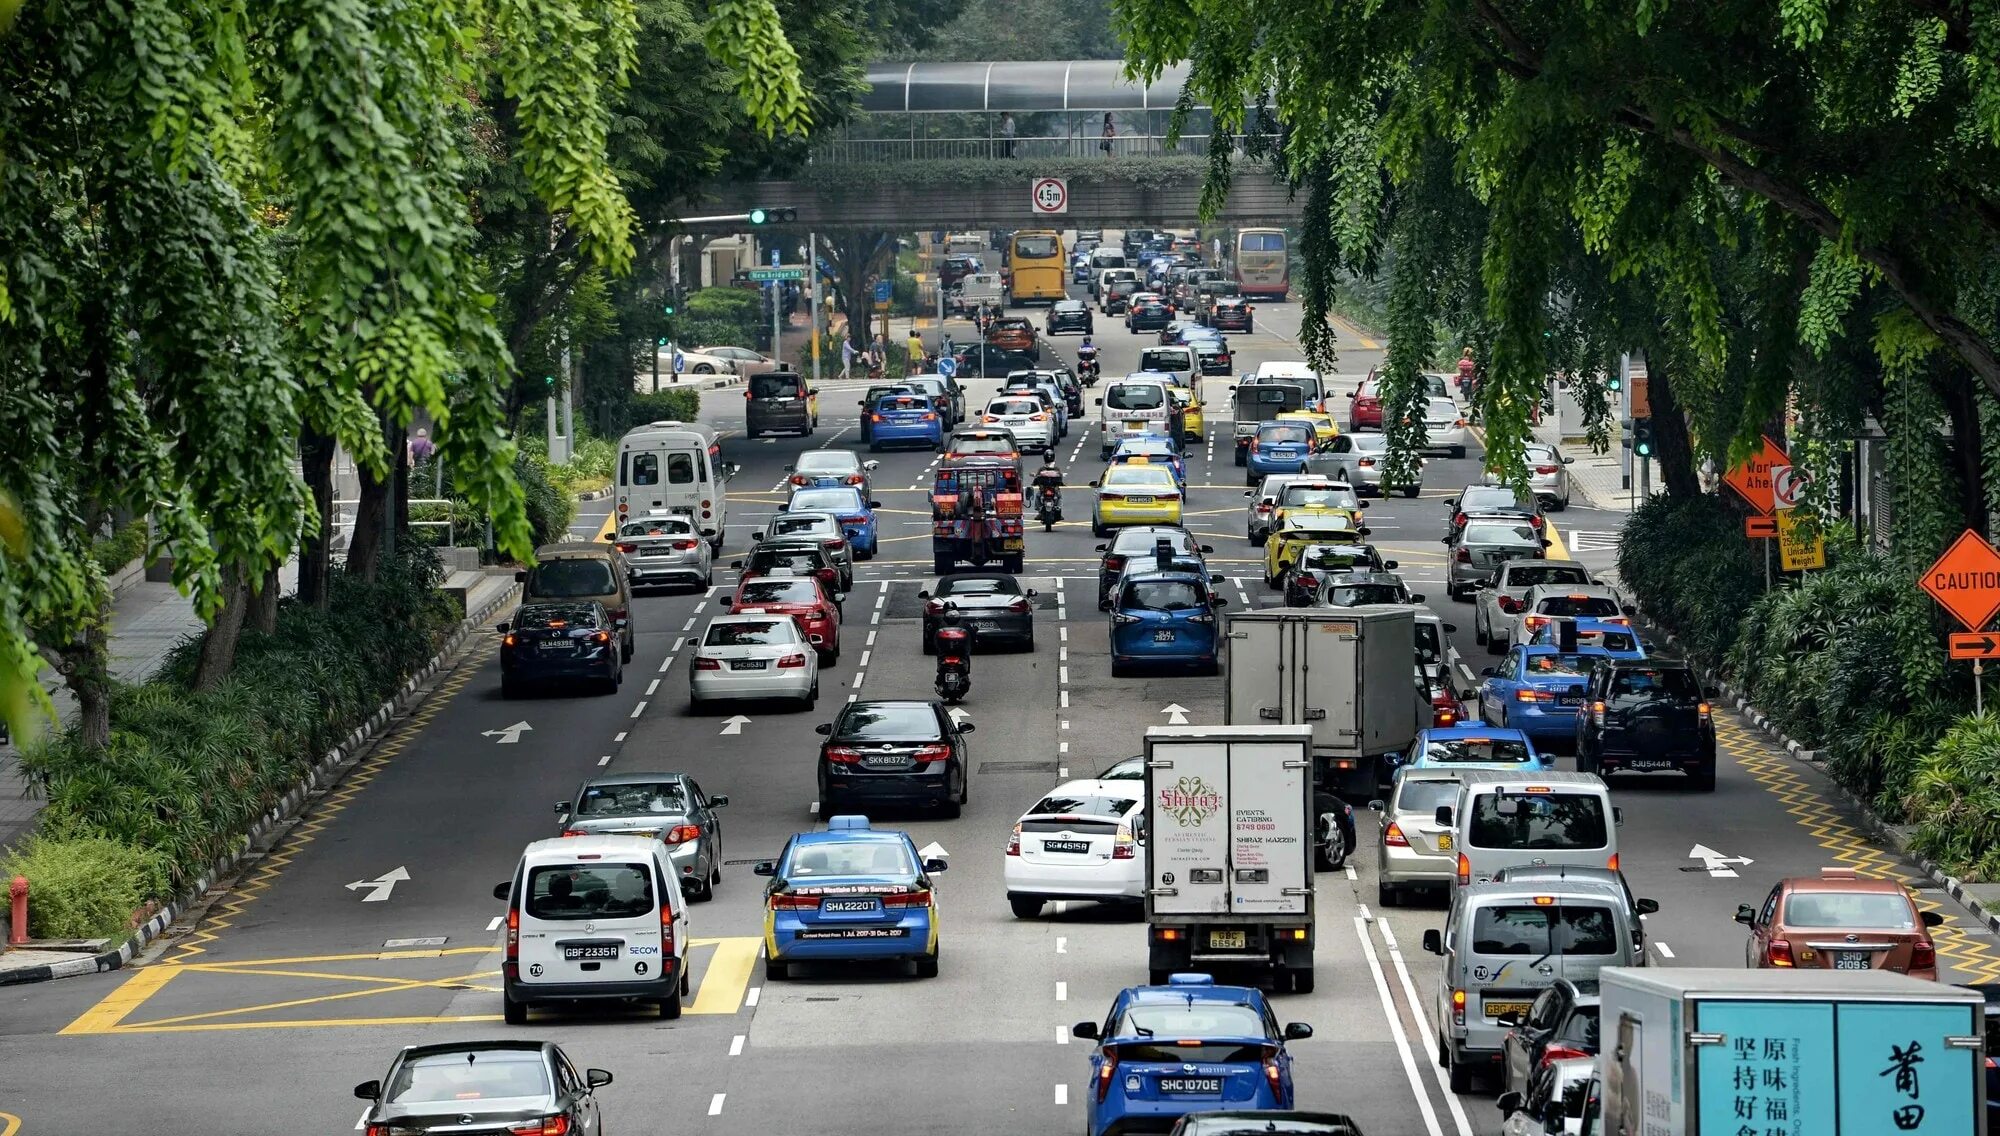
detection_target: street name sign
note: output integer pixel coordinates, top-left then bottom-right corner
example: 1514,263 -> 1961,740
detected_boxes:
1920,529 -> 2000,630
746,266 -> 805,282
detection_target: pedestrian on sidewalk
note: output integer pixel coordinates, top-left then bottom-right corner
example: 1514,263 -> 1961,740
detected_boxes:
408,427 -> 435,466
1099,113 -> 1115,155
840,335 -> 857,379
906,329 -> 926,370
999,112 -> 1016,158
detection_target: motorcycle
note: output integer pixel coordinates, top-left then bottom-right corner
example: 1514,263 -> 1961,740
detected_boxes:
1035,486 -> 1062,532
1076,351 -> 1100,384
933,606 -> 973,703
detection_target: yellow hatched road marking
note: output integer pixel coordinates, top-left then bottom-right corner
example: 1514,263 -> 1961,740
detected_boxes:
688,937 -> 761,1015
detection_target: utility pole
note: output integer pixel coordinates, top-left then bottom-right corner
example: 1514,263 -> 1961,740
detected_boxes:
770,245 -> 783,369
809,232 -> 822,386
1618,353 -> 1633,490
562,342 -> 575,455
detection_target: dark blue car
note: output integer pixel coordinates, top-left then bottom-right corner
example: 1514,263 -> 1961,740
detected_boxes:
497,601 -> 623,697
754,816 -> 947,981
1109,567 -> 1225,677
1246,420 -> 1314,482
867,392 -> 946,451
1074,974 -> 1312,1136
785,486 -> 880,559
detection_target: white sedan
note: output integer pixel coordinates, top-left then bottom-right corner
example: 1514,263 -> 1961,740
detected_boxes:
1419,395 -> 1472,459
980,394 -> 1056,453
1003,779 -> 1146,918
688,614 -> 819,708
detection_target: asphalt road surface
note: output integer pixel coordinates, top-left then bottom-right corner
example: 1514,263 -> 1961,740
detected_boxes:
4,263 -> 1997,1136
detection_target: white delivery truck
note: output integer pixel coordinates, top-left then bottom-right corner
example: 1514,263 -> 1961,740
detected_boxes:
1576,967 -> 1988,1136
1222,607 -> 1422,806
1142,725 -> 1317,993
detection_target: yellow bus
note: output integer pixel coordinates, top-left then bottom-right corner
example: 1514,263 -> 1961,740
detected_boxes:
1234,227 -> 1290,301
1006,230 -> 1067,305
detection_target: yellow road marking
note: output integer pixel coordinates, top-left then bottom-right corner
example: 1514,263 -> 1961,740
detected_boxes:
0,1111 -> 20,1136
58,964 -> 181,1035
1542,515 -> 1569,560
595,508 -> 617,543
689,936 -> 761,1015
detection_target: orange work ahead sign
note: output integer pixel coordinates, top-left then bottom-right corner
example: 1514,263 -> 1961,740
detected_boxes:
1920,529 -> 2000,630
1721,436 -> 1790,515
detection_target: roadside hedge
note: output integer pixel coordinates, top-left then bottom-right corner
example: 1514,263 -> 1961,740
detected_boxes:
1904,715 -> 2000,880
16,548 -> 457,901
1614,493 -> 1762,663
1,833 -> 168,940
626,389 -> 700,431
680,287 -> 763,351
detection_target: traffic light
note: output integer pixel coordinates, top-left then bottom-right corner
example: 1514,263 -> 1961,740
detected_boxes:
1631,417 -> 1654,457
542,373 -> 557,390
747,206 -> 797,225
1607,373 -> 1623,393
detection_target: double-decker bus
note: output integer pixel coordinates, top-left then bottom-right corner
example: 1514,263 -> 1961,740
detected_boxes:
1006,230 -> 1067,305
1234,228 -> 1290,301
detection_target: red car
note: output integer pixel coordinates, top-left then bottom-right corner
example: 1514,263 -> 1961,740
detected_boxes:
731,575 -> 842,665
1349,373 -> 1386,431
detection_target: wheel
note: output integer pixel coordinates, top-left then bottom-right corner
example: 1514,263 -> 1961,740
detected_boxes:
1110,659 -> 1129,678
1044,518 -> 1055,532
1024,631 -> 1036,652
823,644 -> 840,665
869,442 -> 881,453
1291,967 -> 1315,994
688,871 -> 713,902
694,363 -> 715,374
1091,521 -> 1109,538
939,795 -> 963,819
1246,320 -> 1254,333
764,957 -> 788,981
1234,449 -> 1246,467
1551,493 -> 1568,512
1378,881 -> 1401,907
1010,895 -> 1042,918
1486,634 -> 1506,656
1450,446 -> 1466,459
933,552 -> 955,575
1473,619 -> 1488,646
915,951 -> 940,978
1448,1052 -> 1476,1093
660,985 -> 683,1019
802,679 -> 819,709
1252,531 -> 1268,547
1402,484 -> 1420,499
1689,763 -> 1718,792
621,639 -> 634,664
599,672 -> 620,696
503,995 -> 529,1025
1003,553 -> 1025,573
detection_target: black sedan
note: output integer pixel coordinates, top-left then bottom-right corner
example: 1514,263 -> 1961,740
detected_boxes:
1208,295 -> 1254,332
1193,340 -> 1234,375
919,573 -> 1037,652
950,343 -> 1039,377
356,1040 -> 610,1135
1125,298 -> 1173,332
498,601 -> 622,698
1046,299 -> 1093,335
815,700 -> 973,817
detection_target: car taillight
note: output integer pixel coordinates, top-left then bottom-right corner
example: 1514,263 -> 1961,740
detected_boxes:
561,828 -> 587,837
1528,515 -> 1545,529
791,475 -> 810,486
1113,824 -> 1138,858
1768,939 -> 1795,967
1541,1044 -> 1588,1067
1096,1048 -> 1119,1101
1451,989 -> 1466,1027
1912,939 -> 1936,970
925,599 -> 945,615
1607,852 -> 1619,872
1525,615 -> 1549,631
672,539 -> 698,550
503,633 -> 517,647
840,515 -> 866,525
1535,465 -> 1558,475
1697,701 -> 1712,720
824,538 -> 843,549
591,631 -> 611,645
615,541 -> 638,553
1006,824 -> 1021,856
1106,556 -> 1126,571
1249,440 -> 1259,454
923,412 -> 938,421
1030,413 -> 1047,421
777,652 -> 807,668
693,657 -> 721,669
770,892 -> 820,909
1603,615 -> 1632,625
1009,598 -> 1031,613
846,474 -> 864,484
983,414 -> 999,423
1383,822 -> 1410,848
1263,1051 -> 1283,1097
1100,493 -> 1125,502
1498,596 -> 1522,613
1255,502 -> 1273,514
744,389 -> 753,400
913,744 -> 952,762
1457,852 -> 1471,885
1357,458 -> 1374,467
871,413 -> 883,422
1455,418 -> 1468,427
662,823 -> 702,846
825,746 -> 864,764
1454,512 -> 1467,527
1592,700 -> 1607,724
1516,688 -> 1551,703
1455,548 -> 1471,563
882,889 -> 932,908
506,904 -> 520,962
817,569 -> 837,585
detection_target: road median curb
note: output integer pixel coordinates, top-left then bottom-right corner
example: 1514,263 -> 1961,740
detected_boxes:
0,578 -> 520,988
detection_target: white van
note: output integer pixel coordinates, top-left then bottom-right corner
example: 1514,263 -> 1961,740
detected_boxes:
951,271 -> 1004,315
494,835 -> 692,1022
616,421 -> 736,552
1443,771 -> 1620,887
946,231 -> 986,255
1252,361 -> 1328,412
1095,376 -> 1176,458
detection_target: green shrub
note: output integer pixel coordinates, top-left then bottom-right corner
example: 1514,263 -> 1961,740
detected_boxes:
1,833 -> 169,940
1903,714 -> 2000,880
90,521 -> 150,578
626,389 -> 700,431
680,287 -> 762,350
1616,494 -> 1762,664
512,451 -> 574,547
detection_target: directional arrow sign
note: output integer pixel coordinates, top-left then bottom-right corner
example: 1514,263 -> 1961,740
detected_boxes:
1160,703 -> 1190,726
1948,632 -> 2000,660
919,841 -> 949,860
719,715 -> 751,736
346,866 -> 410,902
482,721 -> 532,744
1689,843 -> 1755,878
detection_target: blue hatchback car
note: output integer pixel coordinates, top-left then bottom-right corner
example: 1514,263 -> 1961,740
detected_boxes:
755,816 -> 946,981
868,392 -> 945,451
785,486 -> 880,559
1397,725 -> 1551,775
1474,644 -> 1614,748
1074,974 -> 1312,1136
1246,420 -> 1315,482
1109,567 -> 1224,677
1527,616 -> 1647,659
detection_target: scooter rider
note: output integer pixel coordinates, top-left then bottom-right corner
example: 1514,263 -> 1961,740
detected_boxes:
1031,457 -> 1065,519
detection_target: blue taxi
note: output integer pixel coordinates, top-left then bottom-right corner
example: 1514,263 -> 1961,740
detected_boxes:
1110,435 -> 1187,487
1246,420 -> 1315,481
1074,974 -> 1311,1136
1527,616 -> 1647,659
784,485 -> 880,559
1397,725 -> 1550,775
1109,564 -> 1225,677
1474,644 -> 1612,748
754,816 -> 946,980
867,391 -> 946,451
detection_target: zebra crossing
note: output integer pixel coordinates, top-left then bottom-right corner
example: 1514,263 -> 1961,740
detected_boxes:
1563,528 -> 1622,552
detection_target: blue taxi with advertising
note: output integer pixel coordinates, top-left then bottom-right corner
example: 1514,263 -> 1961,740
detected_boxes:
866,391 -> 947,452
1109,435 -> 1187,487
783,485 -> 880,559
1474,644 -> 1612,748
754,816 -> 946,981
1527,616 -> 1647,659
1073,974 -> 1312,1136
1108,558 -> 1225,677
1397,725 -> 1551,775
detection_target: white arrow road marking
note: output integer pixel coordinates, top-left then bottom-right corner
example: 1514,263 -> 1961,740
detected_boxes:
720,714 -> 751,736
345,866 -> 410,902
482,721 -> 532,744
919,841 -> 949,859
947,707 -> 972,725
1689,843 -> 1755,878
1160,702 -> 1190,725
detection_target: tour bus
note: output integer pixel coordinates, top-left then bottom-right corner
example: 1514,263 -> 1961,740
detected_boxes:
1234,227 -> 1291,301
1006,230 -> 1068,305
615,421 -> 737,552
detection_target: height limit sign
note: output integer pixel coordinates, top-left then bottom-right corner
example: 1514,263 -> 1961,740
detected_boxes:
1030,176 -> 1069,215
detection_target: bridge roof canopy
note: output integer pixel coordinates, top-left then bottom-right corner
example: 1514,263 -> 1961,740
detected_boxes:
862,60 -> 1210,114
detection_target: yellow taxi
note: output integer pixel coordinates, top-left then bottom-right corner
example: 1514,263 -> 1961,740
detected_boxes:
1264,514 -> 1370,586
1270,479 -> 1368,531
1276,409 -> 1339,450
1166,379 -> 1205,442
1091,462 -> 1184,535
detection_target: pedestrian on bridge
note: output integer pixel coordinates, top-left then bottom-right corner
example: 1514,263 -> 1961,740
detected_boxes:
1100,113 -> 1115,155
999,112 -> 1016,158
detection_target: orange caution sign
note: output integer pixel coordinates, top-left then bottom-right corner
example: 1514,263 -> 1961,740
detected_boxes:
1920,530 -> 2000,630
1721,436 -> 1791,515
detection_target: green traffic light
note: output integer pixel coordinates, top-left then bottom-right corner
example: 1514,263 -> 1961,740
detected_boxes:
1607,376 -> 1623,392
748,208 -> 768,225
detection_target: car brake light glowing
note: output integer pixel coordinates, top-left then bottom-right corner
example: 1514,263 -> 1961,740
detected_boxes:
1096,1051 -> 1118,1101
1357,458 -> 1374,467
824,538 -> 844,549
1006,824 -> 1021,856
777,652 -> 808,668
1516,689 -> 1550,703
1528,515 -> 1545,529
770,892 -> 820,909
1009,598 -> 1032,613
1498,596 -> 1523,613
1607,852 -> 1620,872
913,744 -> 952,761
1383,822 -> 1410,847
1454,512 -> 1467,527
503,634 -> 517,647
662,823 -> 702,846
561,829 -> 587,837
591,631 -> 611,645
505,904 -> 520,961
693,657 -> 721,670
1263,1056 -> 1283,1097
1768,938 -> 1795,967
1592,700 -> 1607,724
824,746 -> 864,764
1451,988 -> 1466,1027
1697,701 -> 1712,720
615,541 -> 638,553
845,474 -> 864,485
871,414 -> 882,422
1541,1044 -> 1588,1066
1535,465 -> 1558,474
791,475 -> 810,486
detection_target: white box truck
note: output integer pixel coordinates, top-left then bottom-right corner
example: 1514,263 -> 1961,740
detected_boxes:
1582,967 -> 1987,1136
1142,725 -> 1316,993
1222,607 -> 1422,805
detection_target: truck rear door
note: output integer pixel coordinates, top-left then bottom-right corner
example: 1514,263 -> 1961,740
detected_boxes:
1299,616 -> 1362,755
1224,617 -> 1287,729
1226,739 -> 1310,917
1147,740 -> 1231,916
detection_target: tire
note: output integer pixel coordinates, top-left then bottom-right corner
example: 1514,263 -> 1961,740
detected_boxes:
1292,967 -> 1316,995
1092,521 -> 1109,538
503,995 -> 529,1025
1486,635 -> 1506,656
869,442 -> 881,453
938,796 -> 963,820
1551,494 -> 1568,512
1450,446 -> 1466,459
694,363 -> 715,374
1234,449 -> 1246,467
1378,881 -> 1401,908
1003,553 -> 1025,573
621,639 -> 634,664
1010,895 -> 1043,919
1110,659 -> 1129,678
915,951 -> 940,978
1402,485 -> 1420,499
660,986 -> 683,1019
1251,531 -> 1267,547
801,681 -> 818,710
1473,618 -> 1488,646
764,957 -> 788,981
1448,1053 -> 1476,1094
1689,764 -> 1718,792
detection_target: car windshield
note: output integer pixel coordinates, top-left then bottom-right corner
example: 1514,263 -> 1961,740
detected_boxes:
1471,904 -> 1620,956
990,399 -> 1041,416
1349,434 -> 1389,453
1056,301 -> 1084,312
836,703 -> 941,741
1283,486 -> 1359,509
1327,582 -> 1407,605
1139,350 -> 1192,371
876,395 -> 929,413
1015,235 -> 1059,258
1466,522 -> 1542,546
749,374 -> 804,398
524,862 -> 654,921
1510,565 -> 1592,588
1300,548 -> 1371,571
577,781 -> 686,815
1394,779 -> 1461,815
1468,793 -> 1610,850
785,839 -> 917,879
1259,424 -> 1311,444
1538,596 -> 1620,617
1784,892 -> 1918,930
769,515 -> 834,537
1425,399 -> 1459,419
1423,736 -> 1534,764
387,1050 -> 551,1104
737,580 -> 819,605
706,619 -> 796,646
1028,793 -> 1137,819
1122,580 -> 1206,611
952,436 -> 1016,454
1119,1003 -> 1268,1043
1097,757 -> 1144,780
794,456 -> 853,478
937,575 -> 1020,597
1559,1007 -> 1602,1048
1107,384 -> 1167,411
1608,668 -> 1699,700
526,558 -> 615,597
1105,467 -> 1176,490
1462,487 -> 1528,510
1583,630 -> 1640,653
790,489 -> 864,513
1524,653 -> 1595,677
1112,529 -> 1195,554
750,549 -> 822,573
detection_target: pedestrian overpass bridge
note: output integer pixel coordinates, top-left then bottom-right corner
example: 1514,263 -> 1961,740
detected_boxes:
680,60 -> 1297,230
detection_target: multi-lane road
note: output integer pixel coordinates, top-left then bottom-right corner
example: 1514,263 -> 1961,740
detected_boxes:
3,271 -> 1997,1136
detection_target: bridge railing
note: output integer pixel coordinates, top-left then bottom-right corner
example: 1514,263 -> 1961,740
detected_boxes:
808,133 -> 1279,163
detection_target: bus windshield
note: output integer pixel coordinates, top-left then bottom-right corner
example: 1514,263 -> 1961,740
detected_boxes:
1013,235 -> 1060,259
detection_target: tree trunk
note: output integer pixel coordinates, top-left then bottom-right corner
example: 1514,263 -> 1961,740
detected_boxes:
1645,352 -> 1702,498
54,609 -> 114,753
192,565 -> 250,692
250,565 -> 280,635
1939,371 -> 1990,536
346,463 -> 387,582
298,428 -> 335,608
393,426 -> 411,540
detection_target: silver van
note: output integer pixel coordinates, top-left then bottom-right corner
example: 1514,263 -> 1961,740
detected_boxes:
1441,770 -> 1620,887
1421,878 -> 1642,1092
1371,770 -> 1464,905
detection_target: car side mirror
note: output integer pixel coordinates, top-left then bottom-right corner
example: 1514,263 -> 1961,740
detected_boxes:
514,569 -> 528,582
1622,604 -> 1638,616
1358,501 -> 1370,509
1095,544 -> 1108,552
725,463 -> 742,478
1434,806 -> 1453,826
554,801 -> 570,814
1199,544 -> 1214,553
1089,480 -> 1100,488
1026,589 -> 1039,598
752,861 -> 777,877
1563,456 -> 1575,464
1479,666 -> 1496,677
710,795 -> 729,808
496,622 -> 511,633
615,618 -> 629,629
492,881 -> 511,901
1441,537 -> 1453,545
1095,397 -> 1104,405
1243,490 -> 1255,498
354,1080 -> 382,1101
1613,806 -> 1625,826
957,722 -> 976,733
863,461 -> 881,471
603,532 -> 616,542
1542,539 -> 1554,548
869,500 -> 883,509
917,590 -> 931,599
1443,623 -> 1457,633
586,1069 -> 614,1089
1705,685 -> 1721,698
1635,897 -> 1660,916
1358,526 -> 1371,536
1071,1021 -> 1101,1040
1211,597 -> 1228,608
1409,594 -> 1426,604
1459,688 -> 1478,701
832,593 -> 847,604
730,560 -> 743,569
1385,560 -> 1400,570
1283,1022 -> 1313,1040
1497,1090 -> 1524,1117
815,723 -> 833,735
1422,928 -> 1444,955
1922,910 -> 1945,927
1367,799 -> 1385,811
784,465 -> 795,472
923,858 -> 950,873
1734,904 -> 1756,925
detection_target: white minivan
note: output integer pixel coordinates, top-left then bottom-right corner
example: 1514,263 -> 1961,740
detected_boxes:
1095,376 -> 1177,458
494,835 -> 692,1022
616,420 -> 736,552
1442,770 -> 1621,887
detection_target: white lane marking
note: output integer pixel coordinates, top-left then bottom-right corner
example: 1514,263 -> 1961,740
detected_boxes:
1060,690 -> 1069,708
1061,719 -> 1069,729
859,650 -> 871,668
852,670 -> 865,688
1059,665 -> 1070,684
708,1094 -> 726,1116
1380,921 -> 1399,950
1055,1084 -> 1069,1106
694,601 -> 707,614
1054,900 -> 1067,914
1059,767 -> 1068,778
1059,741 -> 1069,753
1382,920 -> 1477,1134
486,915 -> 504,931
1654,941 -> 1675,959
660,655 -> 673,672
1059,646 -> 1068,662
809,800 -> 819,815
682,617 -> 696,631
1055,981 -> 1068,1001
646,679 -> 660,696
630,701 -> 648,718
1056,936 -> 1067,954
1059,625 -> 1068,642
1344,863 -> 1358,880
1353,916 -> 1448,1136
729,1035 -> 746,1056
597,755 -> 612,767
746,986 -> 761,1006
867,629 -> 878,647
1056,1024 -> 1070,1045
615,732 -> 628,742
848,693 -> 858,702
